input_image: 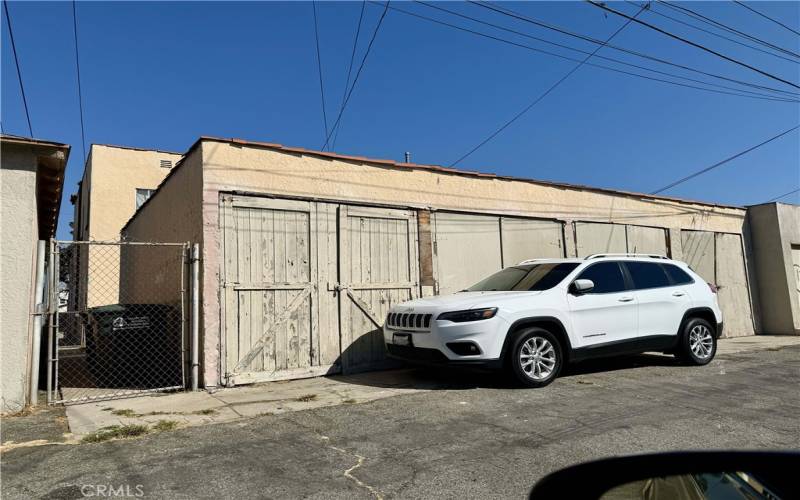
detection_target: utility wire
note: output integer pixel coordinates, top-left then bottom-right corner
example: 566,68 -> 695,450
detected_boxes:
3,0 -> 32,136
321,1 -> 390,151
382,2 -> 796,103
470,1 -> 798,98
312,1 -> 329,145
628,0 -> 799,64
733,1 -> 800,38
419,1 -> 796,101
332,0 -> 367,151
452,3 -> 649,166
765,187 -> 800,203
651,125 -> 799,194
72,0 -> 87,163
589,1 -> 800,90
658,0 -> 800,59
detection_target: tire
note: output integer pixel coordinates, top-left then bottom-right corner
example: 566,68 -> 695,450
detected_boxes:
676,317 -> 717,365
507,328 -> 563,388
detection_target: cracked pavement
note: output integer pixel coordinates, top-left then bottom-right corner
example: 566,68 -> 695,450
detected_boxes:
2,345 -> 799,499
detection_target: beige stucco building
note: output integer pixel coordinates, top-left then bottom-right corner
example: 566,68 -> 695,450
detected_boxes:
0,134 -> 69,413
117,137 -> 763,389
71,144 -> 182,308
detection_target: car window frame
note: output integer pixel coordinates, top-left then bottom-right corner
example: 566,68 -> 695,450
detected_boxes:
572,261 -> 631,295
660,263 -> 696,286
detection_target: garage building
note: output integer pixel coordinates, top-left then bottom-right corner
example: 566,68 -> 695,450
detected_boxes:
122,137 -> 756,389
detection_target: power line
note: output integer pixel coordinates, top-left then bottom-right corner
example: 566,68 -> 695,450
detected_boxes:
382,2 -> 797,103
312,1 -> 329,144
332,0 -> 367,151
321,0 -> 390,151
3,0 -> 32,136
72,0 -> 87,163
765,187 -> 800,203
589,1 -> 800,90
658,0 -> 800,59
470,1 -> 798,98
451,2 -> 649,167
651,125 -> 799,194
629,0 -> 800,64
419,1 -> 797,101
733,1 -> 800,38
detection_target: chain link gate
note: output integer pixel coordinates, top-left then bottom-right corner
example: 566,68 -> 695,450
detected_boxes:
46,240 -> 191,404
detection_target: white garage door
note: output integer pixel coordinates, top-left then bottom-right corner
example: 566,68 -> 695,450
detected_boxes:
434,212 -> 502,295
575,222 -> 627,257
501,217 -> 564,264
715,233 -> 755,337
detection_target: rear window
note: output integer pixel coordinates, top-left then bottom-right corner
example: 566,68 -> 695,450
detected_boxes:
467,263 -> 580,292
663,264 -> 694,285
625,262 -> 671,289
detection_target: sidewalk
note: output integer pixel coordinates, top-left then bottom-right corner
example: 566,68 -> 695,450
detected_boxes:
50,335 -> 800,441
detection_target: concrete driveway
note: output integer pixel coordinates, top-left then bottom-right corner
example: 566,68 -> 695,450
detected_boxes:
2,339 -> 799,499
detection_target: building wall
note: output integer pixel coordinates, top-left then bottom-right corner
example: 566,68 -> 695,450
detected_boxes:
748,203 -> 800,334
192,139 -> 752,386
77,145 -> 182,307
0,145 -> 39,412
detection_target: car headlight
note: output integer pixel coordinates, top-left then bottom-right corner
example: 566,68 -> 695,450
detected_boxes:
437,308 -> 498,323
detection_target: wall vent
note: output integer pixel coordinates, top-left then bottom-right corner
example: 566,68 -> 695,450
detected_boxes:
160,159 -> 173,169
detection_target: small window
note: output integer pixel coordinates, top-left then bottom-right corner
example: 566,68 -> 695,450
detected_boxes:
663,264 -> 694,285
160,159 -> 173,169
626,262 -> 671,289
575,262 -> 627,294
135,188 -> 155,209
467,263 -> 580,292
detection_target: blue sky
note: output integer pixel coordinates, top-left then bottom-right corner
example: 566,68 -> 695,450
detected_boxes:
2,1 -> 798,240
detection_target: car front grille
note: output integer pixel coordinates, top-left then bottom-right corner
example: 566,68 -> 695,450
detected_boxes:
386,312 -> 432,331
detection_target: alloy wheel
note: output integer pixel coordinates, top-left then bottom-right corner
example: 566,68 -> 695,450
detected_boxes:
520,336 -> 557,380
689,325 -> 714,359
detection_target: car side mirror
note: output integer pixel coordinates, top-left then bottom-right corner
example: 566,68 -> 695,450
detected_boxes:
529,451 -> 799,499
570,279 -> 594,295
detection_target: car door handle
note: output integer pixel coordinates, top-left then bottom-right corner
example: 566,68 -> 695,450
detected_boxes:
672,291 -> 685,297
618,297 -> 634,302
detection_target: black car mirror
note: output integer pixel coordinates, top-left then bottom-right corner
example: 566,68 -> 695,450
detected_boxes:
529,451 -> 798,499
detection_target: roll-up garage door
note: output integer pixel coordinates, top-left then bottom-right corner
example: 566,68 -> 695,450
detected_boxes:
434,212 -> 502,295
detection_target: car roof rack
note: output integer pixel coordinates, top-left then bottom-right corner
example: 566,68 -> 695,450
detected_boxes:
584,253 -> 669,260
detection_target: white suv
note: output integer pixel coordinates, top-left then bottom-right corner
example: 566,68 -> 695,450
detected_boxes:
384,254 -> 722,387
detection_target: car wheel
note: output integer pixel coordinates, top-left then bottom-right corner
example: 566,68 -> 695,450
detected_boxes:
677,317 -> 717,365
508,328 -> 563,388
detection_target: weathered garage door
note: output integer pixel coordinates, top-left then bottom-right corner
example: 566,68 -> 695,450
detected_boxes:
575,222 -> 667,257
715,233 -> 754,337
575,222 -> 627,257
681,230 -> 754,337
222,197 -> 323,385
434,213 -> 565,294
338,206 -> 419,372
434,212 -> 502,295
500,217 -> 564,264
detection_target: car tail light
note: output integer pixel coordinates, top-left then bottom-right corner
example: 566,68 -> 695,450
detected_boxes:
707,282 -> 718,294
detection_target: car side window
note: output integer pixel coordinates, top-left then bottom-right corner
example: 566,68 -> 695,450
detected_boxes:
662,264 -> 694,285
625,261 -> 671,289
575,262 -> 627,294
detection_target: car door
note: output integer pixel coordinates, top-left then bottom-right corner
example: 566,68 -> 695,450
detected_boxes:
623,261 -> 692,339
567,261 -> 638,347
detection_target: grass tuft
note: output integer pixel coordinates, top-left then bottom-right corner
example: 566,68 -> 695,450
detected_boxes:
193,408 -> 217,415
81,424 -> 149,443
295,394 -> 318,402
151,420 -> 179,432
110,409 -> 137,417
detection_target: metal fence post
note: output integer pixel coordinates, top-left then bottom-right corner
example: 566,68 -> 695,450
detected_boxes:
191,243 -> 201,391
45,240 -> 56,404
29,240 -> 47,406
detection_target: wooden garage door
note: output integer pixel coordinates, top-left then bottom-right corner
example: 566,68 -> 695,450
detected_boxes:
500,217 -> 564,264
575,222 -> 627,257
626,225 -> 668,256
222,197 -> 324,385
715,233 -> 754,337
434,212 -> 501,295
339,206 -> 419,372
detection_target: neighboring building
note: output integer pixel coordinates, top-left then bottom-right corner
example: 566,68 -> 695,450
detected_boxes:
119,136 -> 762,390
747,202 -> 800,335
70,144 -> 182,308
0,134 -> 69,413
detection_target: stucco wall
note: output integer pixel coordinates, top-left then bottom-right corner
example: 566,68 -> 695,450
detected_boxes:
748,203 -> 800,334
0,145 -> 39,412
195,139 -> 749,386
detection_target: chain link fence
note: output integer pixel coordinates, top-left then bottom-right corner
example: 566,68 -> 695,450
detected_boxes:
47,240 -> 190,405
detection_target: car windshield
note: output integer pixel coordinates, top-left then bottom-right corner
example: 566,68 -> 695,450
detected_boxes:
466,263 -> 580,292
